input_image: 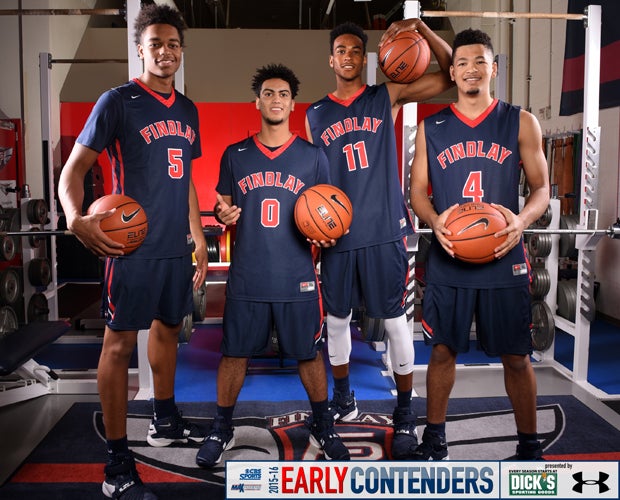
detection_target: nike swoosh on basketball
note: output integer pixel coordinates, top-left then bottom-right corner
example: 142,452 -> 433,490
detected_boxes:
457,217 -> 489,235
121,208 -> 141,223
380,47 -> 394,66
330,194 -> 350,213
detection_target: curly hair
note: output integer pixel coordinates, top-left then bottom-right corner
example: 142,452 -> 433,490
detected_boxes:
133,4 -> 187,47
329,22 -> 368,54
452,28 -> 494,60
251,64 -> 300,99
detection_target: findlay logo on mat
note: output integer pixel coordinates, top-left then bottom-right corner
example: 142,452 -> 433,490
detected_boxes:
93,405 -> 562,485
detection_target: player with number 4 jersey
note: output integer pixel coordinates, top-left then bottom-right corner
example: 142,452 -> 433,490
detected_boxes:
409,28 -> 550,461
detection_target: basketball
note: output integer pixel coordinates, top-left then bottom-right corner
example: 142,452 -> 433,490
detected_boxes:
378,30 -> 431,83
87,194 -> 148,254
294,184 -> 353,240
444,202 -> 507,264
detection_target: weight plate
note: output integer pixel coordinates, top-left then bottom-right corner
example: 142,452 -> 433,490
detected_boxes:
178,313 -> 193,344
27,292 -> 49,322
0,235 -> 16,261
559,214 -> 579,259
0,305 -> 18,337
527,233 -> 552,258
557,279 -> 577,322
358,307 -> 386,342
206,235 -> 220,263
530,268 -> 550,298
193,282 -> 207,321
536,204 -> 553,228
0,268 -> 22,305
28,226 -> 45,248
531,301 -> 555,351
26,199 -> 48,225
28,258 -> 52,287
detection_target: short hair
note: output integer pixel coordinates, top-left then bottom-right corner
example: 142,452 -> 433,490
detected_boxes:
329,22 -> 368,54
452,28 -> 494,61
133,4 -> 187,47
251,64 -> 300,99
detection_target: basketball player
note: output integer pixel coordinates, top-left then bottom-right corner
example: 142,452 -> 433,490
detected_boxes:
58,5 -> 207,499
305,20 -> 452,459
196,64 -> 350,468
409,28 -> 550,460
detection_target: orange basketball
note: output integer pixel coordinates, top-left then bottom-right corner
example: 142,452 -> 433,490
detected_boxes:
294,184 -> 353,240
444,202 -> 507,264
87,194 -> 148,254
378,30 -> 431,83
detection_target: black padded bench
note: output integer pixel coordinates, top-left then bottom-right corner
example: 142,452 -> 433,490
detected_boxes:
0,320 -> 71,376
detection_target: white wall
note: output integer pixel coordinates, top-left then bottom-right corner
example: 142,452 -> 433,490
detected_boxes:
1,0 -> 619,319
0,0 -> 95,201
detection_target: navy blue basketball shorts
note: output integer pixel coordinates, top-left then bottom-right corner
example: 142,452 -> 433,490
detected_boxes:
221,298 -> 324,360
321,239 -> 409,319
103,254 -> 193,331
421,283 -> 533,356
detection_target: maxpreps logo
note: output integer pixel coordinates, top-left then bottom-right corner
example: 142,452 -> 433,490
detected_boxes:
509,471 -> 557,496
231,467 -> 262,494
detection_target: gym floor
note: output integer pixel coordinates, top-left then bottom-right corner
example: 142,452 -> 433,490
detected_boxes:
1,282 -> 619,486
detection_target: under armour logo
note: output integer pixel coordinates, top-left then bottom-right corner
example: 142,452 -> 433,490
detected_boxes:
572,471 -> 610,494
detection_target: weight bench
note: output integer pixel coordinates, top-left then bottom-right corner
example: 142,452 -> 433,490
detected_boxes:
0,320 -> 71,406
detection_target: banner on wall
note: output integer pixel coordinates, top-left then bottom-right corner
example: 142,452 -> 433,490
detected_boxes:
560,0 -> 620,116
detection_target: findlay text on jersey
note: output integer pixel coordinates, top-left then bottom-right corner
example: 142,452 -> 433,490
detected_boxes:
436,140 -> 513,169
139,119 -> 197,145
319,116 -> 383,146
238,171 -> 306,195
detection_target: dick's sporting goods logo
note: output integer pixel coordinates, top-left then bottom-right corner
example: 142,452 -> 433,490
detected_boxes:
509,471 -> 557,495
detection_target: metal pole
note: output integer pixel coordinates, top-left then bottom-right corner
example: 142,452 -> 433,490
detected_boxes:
420,10 -> 585,21
0,9 -> 122,16
573,4 -> 601,387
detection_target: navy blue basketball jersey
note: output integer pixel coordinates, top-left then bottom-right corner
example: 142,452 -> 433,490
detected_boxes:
306,84 -> 413,252
216,134 -> 330,301
77,78 -> 201,258
423,99 -> 529,288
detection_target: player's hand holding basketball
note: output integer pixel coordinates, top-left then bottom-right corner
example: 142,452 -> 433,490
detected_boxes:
379,18 -> 422,46
490,202 -> 525,259
68,209 -> 125,258
307,228 -> 350,249
215,193 -> 241,225
432,203 -> 459,258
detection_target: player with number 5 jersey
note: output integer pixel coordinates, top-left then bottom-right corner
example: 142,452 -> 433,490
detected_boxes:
58,5 -> 208,499
77,77 -> 200,257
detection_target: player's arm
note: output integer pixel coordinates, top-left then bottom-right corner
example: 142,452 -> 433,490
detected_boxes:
409,120 -> 458,257
189,177 -> 208,289
492,110 -> 550,258
58,143 -> 124,257
383,19 -> 454,110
